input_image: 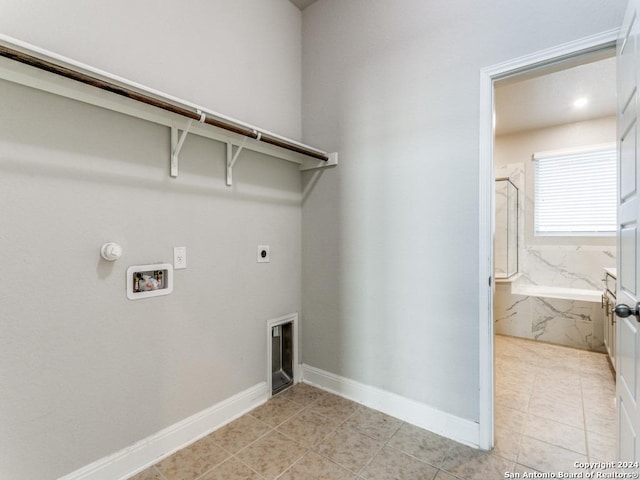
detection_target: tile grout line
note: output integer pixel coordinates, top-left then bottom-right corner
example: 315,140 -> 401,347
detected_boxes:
579,371 -> 592,462
234,387 -> 345,480
352,419 -> 402,477
273,394 -> 381,478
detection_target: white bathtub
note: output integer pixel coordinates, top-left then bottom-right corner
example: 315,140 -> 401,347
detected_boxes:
495,282 -> 605,352
510,284 -> 602,303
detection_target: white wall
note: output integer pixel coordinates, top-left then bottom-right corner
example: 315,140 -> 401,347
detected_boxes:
0,1 -> 302,478
301,0 -> 626,429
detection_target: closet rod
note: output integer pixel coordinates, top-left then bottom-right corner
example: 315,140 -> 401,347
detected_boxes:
0,45 -> 329,162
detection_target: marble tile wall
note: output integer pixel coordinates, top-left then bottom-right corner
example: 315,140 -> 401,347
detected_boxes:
494,284 -> 605,352
521,245 -> 615,291
494,162 -> 612,352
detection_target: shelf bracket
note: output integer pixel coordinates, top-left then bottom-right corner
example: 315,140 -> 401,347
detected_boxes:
226,135 -> 253,186
170,111 -> 206,178
299,152 -> 339,171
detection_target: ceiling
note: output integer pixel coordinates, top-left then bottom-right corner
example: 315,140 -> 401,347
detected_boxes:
289,0 -> 318,10
494,54 -> 616,136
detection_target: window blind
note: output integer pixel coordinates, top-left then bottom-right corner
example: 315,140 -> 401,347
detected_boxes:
534,144 -> 616,236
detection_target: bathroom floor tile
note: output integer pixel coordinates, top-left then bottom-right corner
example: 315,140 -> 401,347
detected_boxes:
523,414 -> 586,455
517,435 -> 586,473
514,463 -> 543,475
527,392 -> 585,428
584,408 -> 617,436
495,406 -> 527,433
493,426 -> 521,462
587,432 -> 617,462
495,385 -> 531,412
495,335 -> 615,477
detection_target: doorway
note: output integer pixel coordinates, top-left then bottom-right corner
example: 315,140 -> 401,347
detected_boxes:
478,29 -> 620,453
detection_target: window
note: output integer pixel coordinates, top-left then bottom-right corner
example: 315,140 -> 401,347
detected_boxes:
534,144 -> 616,236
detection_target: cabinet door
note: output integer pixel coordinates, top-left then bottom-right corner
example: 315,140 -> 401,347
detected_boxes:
609,301 -> 617,370
604,295 -> 611,356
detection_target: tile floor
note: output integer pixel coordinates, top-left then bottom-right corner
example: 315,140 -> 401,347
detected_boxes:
128,335 -> 618,480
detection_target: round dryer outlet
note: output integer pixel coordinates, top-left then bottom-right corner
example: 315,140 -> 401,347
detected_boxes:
257,245 -> 270,263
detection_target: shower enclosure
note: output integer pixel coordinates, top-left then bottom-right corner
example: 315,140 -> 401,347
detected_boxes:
495,177 -> 518,279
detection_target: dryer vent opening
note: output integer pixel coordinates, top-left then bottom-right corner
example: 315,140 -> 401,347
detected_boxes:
271,321 -> 294,395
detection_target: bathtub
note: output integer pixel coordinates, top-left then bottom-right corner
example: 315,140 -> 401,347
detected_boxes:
510,284 -> 602,303
494,282 -> 605,352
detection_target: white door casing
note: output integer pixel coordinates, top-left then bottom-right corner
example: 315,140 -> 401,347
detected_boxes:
478,29 -> 619,452
616,0 -> 640,462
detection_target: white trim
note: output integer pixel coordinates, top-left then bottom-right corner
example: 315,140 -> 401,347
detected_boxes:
0,34 -> 332,171
301,364 -> 479,448
266,312 -> 300,397
478,28 -> 619,452
58,382 -> 268,480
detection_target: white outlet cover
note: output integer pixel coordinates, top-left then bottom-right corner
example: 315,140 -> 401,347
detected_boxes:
174,246 -> 187,269
257,245 -> 270,263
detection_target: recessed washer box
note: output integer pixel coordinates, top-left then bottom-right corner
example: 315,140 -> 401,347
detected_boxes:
126,263 -> 173,300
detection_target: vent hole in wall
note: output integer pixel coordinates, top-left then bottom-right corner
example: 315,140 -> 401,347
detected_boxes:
271,321 -> 294,395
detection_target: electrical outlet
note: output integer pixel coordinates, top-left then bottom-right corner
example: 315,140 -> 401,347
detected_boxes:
174,246 -> 187,269
257,245 -> 270,263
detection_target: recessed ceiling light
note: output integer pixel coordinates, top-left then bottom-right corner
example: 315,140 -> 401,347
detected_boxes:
573,97 -> 588,108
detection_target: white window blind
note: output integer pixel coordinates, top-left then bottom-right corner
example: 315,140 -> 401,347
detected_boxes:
534,144 -> 616,236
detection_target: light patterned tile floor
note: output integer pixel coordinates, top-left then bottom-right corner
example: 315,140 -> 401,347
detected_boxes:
128,335 -> 617,480
494,334 -> 617,476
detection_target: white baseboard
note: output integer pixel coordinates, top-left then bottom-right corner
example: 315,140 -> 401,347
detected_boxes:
301,364 -> 479,448
58,382 -> 268,480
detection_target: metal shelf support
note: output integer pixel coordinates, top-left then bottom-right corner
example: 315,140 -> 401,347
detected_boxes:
170,110 -> 206,178
226,135 -> 252,186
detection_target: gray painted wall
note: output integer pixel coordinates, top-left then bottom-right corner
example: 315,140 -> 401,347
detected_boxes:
0,0 -> 632,477
0,1 -> 302,478
0,0 -> 302,139
300,0 -> 627,423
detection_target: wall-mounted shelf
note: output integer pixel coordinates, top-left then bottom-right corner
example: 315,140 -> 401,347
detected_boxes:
0,34 -> 338,184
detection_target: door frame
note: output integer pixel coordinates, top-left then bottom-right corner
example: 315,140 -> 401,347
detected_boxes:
477,28 -> 619,451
